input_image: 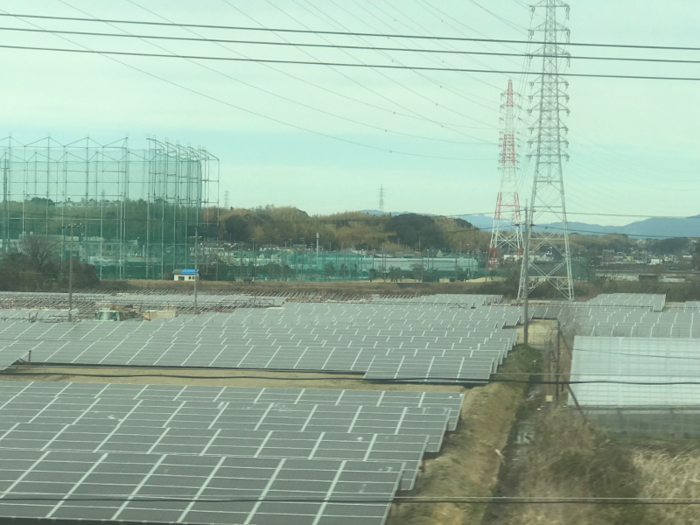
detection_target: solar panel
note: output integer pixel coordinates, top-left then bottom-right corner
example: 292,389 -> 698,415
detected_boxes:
0,424 -> 427,491
0,450 -> 402,524
0,383 -> 464,431
364,356 -> 494,384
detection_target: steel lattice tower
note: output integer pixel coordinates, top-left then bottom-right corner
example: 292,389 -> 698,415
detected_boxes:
488,80 -> 523,269
379,185 -> 385,213
518,0 -> 574,300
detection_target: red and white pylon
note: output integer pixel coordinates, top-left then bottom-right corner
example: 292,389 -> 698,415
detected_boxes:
488,79 -> 523,270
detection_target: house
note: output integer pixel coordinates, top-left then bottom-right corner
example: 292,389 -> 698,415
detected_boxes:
174,269 -> 199,281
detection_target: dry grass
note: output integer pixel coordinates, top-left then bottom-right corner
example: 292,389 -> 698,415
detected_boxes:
388,345 -> 540,525
491,410 -> 646,525
635,451 -> 700,525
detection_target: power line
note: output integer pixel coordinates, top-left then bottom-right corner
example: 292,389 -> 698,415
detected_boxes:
3,44 -> 699,81
3,13 -> 699,51
263,0 -> 497,132
6,370 -> 700,387
0,10 -> 479,162
540,224 -> 698,240
137,0 -> 495,134
0,495 -> 695,505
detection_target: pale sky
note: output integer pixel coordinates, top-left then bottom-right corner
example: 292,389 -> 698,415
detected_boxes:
0,0 -> 698,226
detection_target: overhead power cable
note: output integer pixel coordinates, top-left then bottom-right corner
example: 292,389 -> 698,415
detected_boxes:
0,9 -> 479,162
0,495 -> 696,505
7,369 -> 700,387
2,44 -> 699,81
132,0 -> 494,133
3,13 -> 699,51
55,0 -> 489,147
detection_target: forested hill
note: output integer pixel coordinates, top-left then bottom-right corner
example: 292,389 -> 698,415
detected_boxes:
214,207 -> 488,252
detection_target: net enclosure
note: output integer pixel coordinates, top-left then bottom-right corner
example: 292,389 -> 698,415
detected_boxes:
0,136 -> 219,279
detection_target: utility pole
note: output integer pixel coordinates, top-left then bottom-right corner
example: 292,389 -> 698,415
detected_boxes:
518,0 -> 574,301
194,227 -> 198,314
522,204 -> 530,346
67,223 -> 79,322
555,319 -> 561,400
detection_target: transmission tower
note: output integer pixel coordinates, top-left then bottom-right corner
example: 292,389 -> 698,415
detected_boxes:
379,185 -> 385,213
518,0 -> 574,300
224,190 -> 230,209
488,80 -> 523,270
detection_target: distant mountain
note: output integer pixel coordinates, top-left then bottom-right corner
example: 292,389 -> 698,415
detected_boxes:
532,217 -> 700,238
361,210 -> 700,238
458,214 -> 494,230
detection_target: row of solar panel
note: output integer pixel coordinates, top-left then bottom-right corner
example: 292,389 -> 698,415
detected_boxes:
0,381 -> 466,524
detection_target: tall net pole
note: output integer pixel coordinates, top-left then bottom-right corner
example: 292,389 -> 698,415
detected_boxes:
488,79 -> 523,270
518,0 -> 574,301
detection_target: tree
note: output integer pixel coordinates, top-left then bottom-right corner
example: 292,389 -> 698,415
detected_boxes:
223,214 -> 251,243
386,214 -> 445,248
411,264 -> 425,282
649,237 -> 690,256
19,236 -> 59,277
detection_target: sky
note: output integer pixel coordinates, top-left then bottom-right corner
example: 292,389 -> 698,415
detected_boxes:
0,0 -> 698,226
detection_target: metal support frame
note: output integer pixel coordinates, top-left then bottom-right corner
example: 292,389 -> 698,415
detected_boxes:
518,0 -> 575,301
488,79 -> 523,270
0,136 -> 219,280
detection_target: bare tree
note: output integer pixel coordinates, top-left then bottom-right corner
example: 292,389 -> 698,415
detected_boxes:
19,236 -> 60,275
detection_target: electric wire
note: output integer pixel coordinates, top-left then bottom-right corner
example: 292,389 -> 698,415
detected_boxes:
6,12 -> 697,52
2,10 -> 479,161
14,13 -> 695,65
327,0 -> 502,111
56,0 -> 484,148
356,0 -> 505,104
2,44 -> 698,81
218,0 -> 494,132
265,0 -> 498,130
0,495 -> 695,505
5,369 -> 700,387
467,0 -> 531,33
131,0 -> 496,134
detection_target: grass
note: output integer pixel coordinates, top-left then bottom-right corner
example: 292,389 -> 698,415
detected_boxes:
490,409 -> 647,525
387,344 -> 541,525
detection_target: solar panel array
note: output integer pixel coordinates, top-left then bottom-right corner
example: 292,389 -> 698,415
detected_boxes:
586,293 -> 666,312
559,307 -> 700,338
570,336 -> 700,407
374,294 -> 503,307
0,382 -> 465,523
0,291 -> 284,318
0,302 -> 521,383
0,450 -> 401,524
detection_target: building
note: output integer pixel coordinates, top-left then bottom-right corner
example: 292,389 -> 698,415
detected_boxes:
174,269 -> 199,282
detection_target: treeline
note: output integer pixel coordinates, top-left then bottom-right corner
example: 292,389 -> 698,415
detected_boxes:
0,237 -> 98,291
217,206 -> 490,252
